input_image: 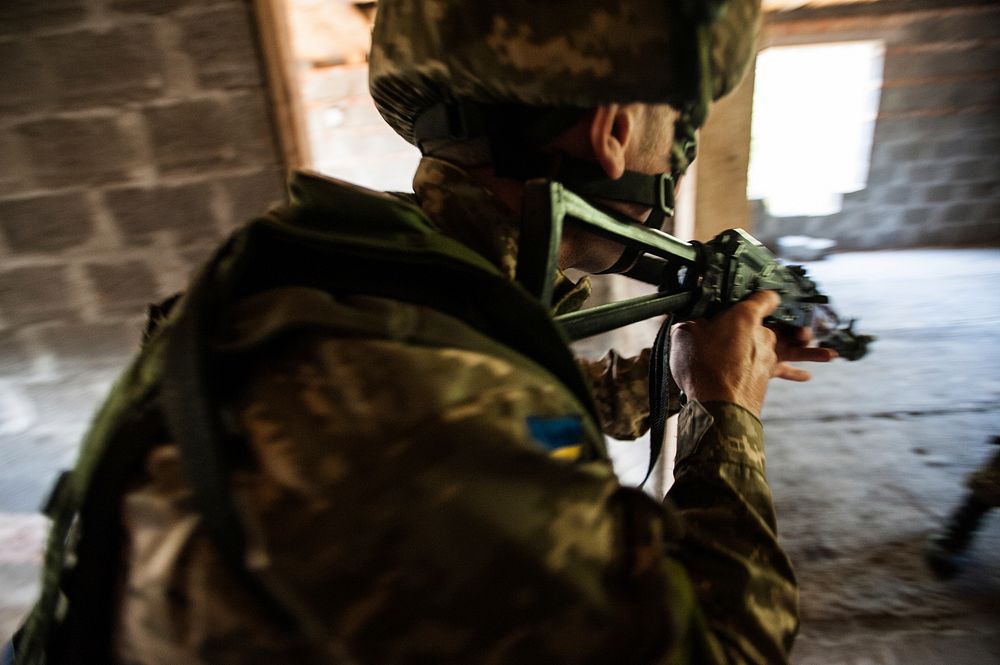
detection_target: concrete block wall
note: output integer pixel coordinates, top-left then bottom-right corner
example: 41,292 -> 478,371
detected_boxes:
0,0 -> 286,512
753,1 -> 1000,250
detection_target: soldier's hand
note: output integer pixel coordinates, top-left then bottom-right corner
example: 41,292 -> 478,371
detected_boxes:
670,291 -> 836,416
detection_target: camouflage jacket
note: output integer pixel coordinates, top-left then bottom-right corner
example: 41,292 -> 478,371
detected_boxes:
108,160 -> 797,664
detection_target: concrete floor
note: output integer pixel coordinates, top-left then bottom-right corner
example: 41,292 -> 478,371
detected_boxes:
1,247 -> 998,662
764,247 -> 1000,664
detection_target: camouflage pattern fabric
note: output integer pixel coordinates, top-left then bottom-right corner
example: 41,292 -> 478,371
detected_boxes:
413,157 -> 593,316
580,348 -> 652,440
370,0 -> 762,145
111,165 -> 798,664
968,448 -> 1000,507
415,157 -> 643,439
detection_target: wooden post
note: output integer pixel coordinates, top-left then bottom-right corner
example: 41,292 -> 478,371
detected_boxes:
250,0 -> 312,171
692,63 -> 757,240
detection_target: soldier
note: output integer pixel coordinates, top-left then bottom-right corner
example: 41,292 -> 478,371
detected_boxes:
926,436 -> 1000,578
11,1 -> 836,664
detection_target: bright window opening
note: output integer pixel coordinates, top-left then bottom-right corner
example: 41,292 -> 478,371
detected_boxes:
288,0 -> 420,192
747,41 -> 885,217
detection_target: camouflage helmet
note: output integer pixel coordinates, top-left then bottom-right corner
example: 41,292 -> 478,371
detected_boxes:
369,0 -> 762,150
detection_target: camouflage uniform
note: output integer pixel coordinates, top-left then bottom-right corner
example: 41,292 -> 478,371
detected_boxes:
110,161 -> 797,664
968,446 -> 1000,507
19,1 -> 801,663
926,438 -> 1000,577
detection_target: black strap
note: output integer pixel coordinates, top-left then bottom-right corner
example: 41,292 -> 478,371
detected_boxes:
160,237 -> 316,651
161,242 -> 252,574
413,102 -> 676,218
642,315 -> 680,489
555,157 -> 675,217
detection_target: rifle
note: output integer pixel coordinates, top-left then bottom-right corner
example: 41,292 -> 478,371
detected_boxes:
516,180 -> 875,485
517,180 -> 874,356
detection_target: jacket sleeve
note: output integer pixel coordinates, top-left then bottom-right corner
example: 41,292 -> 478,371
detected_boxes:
578,349 -> 651,440
577,344 -> 799,661
665,400 -> 800,663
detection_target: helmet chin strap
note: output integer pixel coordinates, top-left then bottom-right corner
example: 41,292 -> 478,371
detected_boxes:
546,155 -> 676,275
413,101 -> 700,275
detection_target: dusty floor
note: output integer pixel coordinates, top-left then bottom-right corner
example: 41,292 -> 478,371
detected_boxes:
1,247 -> 998,662
762,247 -> 1000,664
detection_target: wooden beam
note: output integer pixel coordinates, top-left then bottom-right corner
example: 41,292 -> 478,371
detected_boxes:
250,0 -> 312,171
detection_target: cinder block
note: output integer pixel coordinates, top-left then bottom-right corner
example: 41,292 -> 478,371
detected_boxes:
108,0 -> 198,14
943,220 -> 1000,245
219,168 -> 286,227
225,92 -> 279,165
178,241 -> 219,272
144,94 -> 276,175
15,116 -> 141,188
901,207 -> 931,226
880,81 -> 1000,115
970,200 -> 1000,224
0,40 -> 50,115
963,182 -> 998,201
104,181 -> 219,246
35,321 -> 141,369
85,260 -> 160,317
179,5 -> 261,89
0,329 -> 34,376
929,111 -> 999,138
864,208 -> 902,231
959,136 -> 1000,158
901,10 -> 1000,45
883,46 -> 1000,81
939,202 -> 975,225
931,139 -> 964,161
908,163 -> 941,184
0,192 -> 96,254
922,184 -> 953,205
889,143 -> 923,162
0,132 -> 33,194
879,184 -> 912,206
0,266 -> 76,326
0,0 -> 87,36
144,98 -> 239,174
950,159 -> 990,182
38,25 -> 166,109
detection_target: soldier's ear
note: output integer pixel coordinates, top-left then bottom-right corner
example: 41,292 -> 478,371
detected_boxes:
590,105 -> 632,180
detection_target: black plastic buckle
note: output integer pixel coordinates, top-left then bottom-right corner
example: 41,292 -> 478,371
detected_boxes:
658,172 -> 676,217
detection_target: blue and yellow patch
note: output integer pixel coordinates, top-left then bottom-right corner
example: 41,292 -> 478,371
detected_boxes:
526,415 -> 583,461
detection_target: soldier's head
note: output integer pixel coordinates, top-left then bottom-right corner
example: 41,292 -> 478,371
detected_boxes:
369,0 -> 761,268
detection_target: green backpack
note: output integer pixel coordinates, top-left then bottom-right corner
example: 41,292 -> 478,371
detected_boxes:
9,174 -> 603,664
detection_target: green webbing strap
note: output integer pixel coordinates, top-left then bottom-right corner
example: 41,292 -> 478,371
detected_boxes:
224,212 -> 603,431
16,378 -> 164,663
160,235 -> 324,658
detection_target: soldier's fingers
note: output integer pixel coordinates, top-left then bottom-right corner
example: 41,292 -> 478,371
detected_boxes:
774,363 -> 811,382
780,346 -> 838,363
794,325 -> 814,345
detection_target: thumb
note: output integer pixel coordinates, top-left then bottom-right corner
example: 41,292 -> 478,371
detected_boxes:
744,290 -> 782,319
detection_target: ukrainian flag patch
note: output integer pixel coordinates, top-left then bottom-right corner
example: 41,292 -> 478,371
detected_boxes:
526,415 -> 583,460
